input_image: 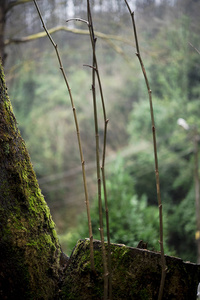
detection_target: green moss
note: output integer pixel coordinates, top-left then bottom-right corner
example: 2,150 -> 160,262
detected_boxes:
3,142 -> 10,155
71,239 -> 85,257
61,240 -> 157,299
3,211 -> 61,298
0,62 -> 62,299
0,179 -> 10,198
109,243 -> 130,260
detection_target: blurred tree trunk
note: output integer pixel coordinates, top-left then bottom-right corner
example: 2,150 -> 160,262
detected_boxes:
0,0 -> 35,64
0,59 -> 64,299
0,0 -> 6,62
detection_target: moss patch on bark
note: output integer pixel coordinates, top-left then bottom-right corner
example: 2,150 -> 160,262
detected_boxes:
0,60 -> 62,299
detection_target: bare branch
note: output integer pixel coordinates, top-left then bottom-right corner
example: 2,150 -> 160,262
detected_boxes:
124,0 -> 132,15
66,18 -> 89,25
83,64 -> 97,70
33,0 -> 95,272
87,1 -> 112,298
189,42 -> 200,55
124,1 -> 167,299
5,26 -> 134,47
5,24 -> 135,64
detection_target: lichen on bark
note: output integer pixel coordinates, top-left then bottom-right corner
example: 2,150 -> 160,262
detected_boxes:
0,60 -> 62,299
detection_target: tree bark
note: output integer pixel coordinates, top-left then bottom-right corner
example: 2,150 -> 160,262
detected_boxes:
0,60 -> 63,299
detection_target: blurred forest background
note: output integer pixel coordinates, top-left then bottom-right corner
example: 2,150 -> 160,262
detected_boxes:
2,0 -> 200,262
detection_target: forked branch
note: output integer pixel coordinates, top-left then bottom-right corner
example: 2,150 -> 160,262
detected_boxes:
124,1 -> 167,299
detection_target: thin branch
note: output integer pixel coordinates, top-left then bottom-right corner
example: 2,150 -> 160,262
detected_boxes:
5,26 -> 134,47
33,1 -> 56,47
124,2 -> 167,300
66,18 -> 89,25
101,117 -> 112,300
33,0 -> 95,272
188,42 -> 200,55
83,64 -> 97,71
92,33 -> 112,300
87,1 -> 111,299
5,25 -> 133,65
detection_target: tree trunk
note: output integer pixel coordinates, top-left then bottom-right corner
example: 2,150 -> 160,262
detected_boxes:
0,0 -> 6,63
0,59 -> 63,299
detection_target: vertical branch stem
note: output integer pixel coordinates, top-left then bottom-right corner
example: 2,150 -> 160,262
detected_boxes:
101,119 -> 112,300
194,129 -> 200,263
124,1 -> 167,299
33,0 -> 95,272
87,1 -> 110,299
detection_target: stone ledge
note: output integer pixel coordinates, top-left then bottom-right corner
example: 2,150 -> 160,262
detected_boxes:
60,239 -> 200,299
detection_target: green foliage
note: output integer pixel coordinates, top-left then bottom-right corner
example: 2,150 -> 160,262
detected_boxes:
126,12 -> 200,260
60,157 -> 172,255
127,94 -> 197,260
167,189 -> 197,262
128,97 -> 193,203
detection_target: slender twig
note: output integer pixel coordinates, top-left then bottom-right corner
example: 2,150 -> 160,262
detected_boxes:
101,114 -> 111,300
83,64 -> 97,71
66,18 -> 89,25
193,128 -> 200,263
33,0 -> 95,272
87,1 -> 109,299
86,2 -> 111,251
188,42 -> 200,55
124,1 -> 167,299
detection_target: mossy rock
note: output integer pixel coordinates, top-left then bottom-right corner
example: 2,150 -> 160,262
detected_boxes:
61,239 -> 200,299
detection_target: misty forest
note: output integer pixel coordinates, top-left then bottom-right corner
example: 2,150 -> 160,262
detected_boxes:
1,0 -> 200,299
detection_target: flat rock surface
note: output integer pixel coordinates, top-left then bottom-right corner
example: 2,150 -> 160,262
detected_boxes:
60,239 -> 200,299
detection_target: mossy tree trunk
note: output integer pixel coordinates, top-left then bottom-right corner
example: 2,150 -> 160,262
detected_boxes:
0,60 -> 63,299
